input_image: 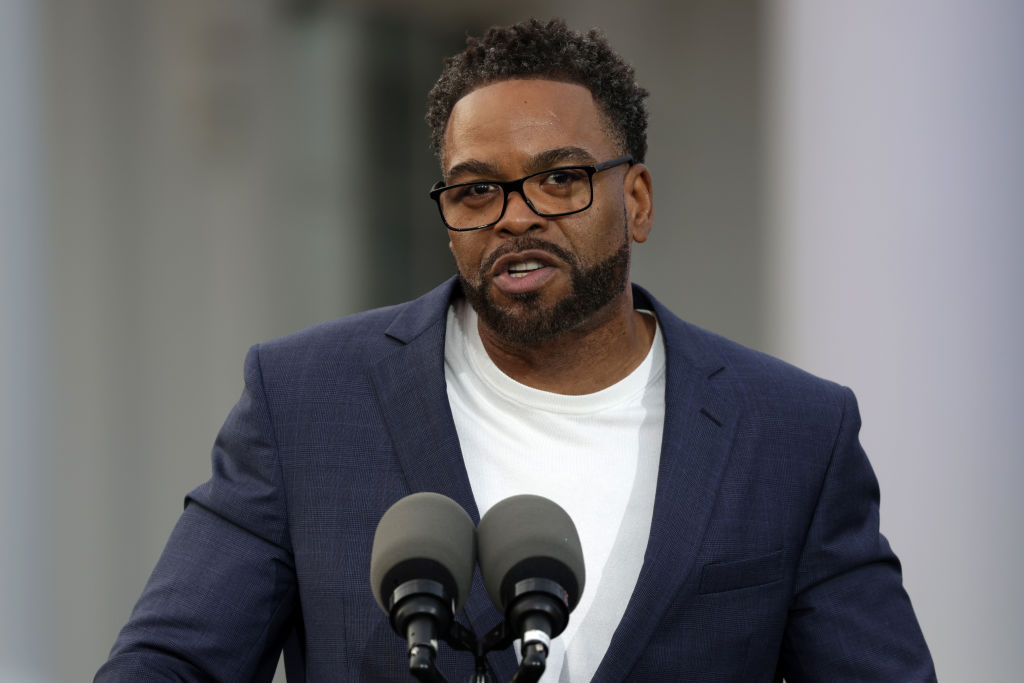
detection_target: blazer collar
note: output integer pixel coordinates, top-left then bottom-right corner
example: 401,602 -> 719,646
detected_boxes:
370,278 -> 739,681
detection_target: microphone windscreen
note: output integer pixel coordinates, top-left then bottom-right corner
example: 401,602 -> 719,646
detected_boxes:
477,494 -> 585,612
370,492 -> 476,613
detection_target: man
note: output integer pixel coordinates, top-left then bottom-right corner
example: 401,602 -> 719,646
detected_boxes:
97,18 -> 935,682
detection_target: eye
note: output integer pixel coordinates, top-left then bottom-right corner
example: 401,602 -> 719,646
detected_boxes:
538,168 -> 587,194
451,182 -> 500,203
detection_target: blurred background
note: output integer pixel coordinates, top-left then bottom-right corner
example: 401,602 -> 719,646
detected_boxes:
1,0 -> 1022,680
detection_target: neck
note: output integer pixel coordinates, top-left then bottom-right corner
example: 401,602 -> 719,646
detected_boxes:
475,290 -> 656,395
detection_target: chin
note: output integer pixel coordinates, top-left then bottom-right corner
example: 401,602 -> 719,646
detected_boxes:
458,240 -> 630,347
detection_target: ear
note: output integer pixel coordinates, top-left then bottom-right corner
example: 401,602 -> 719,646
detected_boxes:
624,163 -> 653,244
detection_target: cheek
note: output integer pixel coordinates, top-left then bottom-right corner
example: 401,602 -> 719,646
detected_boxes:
448,236 -> 485,277
568,205 -> 627,257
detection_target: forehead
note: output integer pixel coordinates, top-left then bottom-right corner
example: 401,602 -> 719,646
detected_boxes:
442,79 -> 615,174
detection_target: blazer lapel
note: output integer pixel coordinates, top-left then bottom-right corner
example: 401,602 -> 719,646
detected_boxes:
366,279 -> 518,679
592,288 -> 740,682
369,310 -> 474,512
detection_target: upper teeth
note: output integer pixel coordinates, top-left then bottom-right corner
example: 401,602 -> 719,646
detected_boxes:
508,259 -> 543,275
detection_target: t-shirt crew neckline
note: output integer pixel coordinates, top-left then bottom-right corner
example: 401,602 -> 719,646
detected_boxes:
454,301 -> 665,415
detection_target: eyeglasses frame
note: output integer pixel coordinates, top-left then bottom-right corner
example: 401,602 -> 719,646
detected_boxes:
429,154 -> 635,232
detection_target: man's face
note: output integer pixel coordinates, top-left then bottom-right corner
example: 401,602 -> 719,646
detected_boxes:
442,79 -> 650,346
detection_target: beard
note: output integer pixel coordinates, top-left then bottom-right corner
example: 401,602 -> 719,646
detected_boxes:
458,235 -> 631,347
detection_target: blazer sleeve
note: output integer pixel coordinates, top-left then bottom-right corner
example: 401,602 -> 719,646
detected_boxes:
96,345 -> 297,682
778,386 -> 936,681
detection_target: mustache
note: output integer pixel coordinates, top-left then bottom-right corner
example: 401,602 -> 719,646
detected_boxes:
479,237 -> 578,277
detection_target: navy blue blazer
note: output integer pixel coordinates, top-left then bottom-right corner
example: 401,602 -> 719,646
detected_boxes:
97,278 -> 935,681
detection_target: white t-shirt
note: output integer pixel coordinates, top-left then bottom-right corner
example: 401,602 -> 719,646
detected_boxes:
444,300 -> 666,682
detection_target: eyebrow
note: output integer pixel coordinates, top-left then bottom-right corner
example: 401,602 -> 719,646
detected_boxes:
445,146 -> 598,183
445,159 -> 503,183
528,147 -> 597,171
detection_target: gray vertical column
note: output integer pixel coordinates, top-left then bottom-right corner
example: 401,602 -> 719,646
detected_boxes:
556,0 -> 767,348
35,3 -> 374,678
765,2 -> 1024,679
0,0 -> 53,680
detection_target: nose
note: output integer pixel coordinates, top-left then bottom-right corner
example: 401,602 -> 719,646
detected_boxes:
494,190 -> 545,237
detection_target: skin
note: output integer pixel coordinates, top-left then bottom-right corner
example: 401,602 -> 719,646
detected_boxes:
443,79 -> 655,395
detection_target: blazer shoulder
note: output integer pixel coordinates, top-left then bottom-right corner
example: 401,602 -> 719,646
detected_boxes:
709,329 -> 845,400
263,303 -> 403,353
254,278 -> 457,368
707,327 -> 853,431
641,286 -> 852,422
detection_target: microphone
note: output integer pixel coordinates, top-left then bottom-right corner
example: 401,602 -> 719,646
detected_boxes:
476,495 -> 585,677
370,492 -> 476,678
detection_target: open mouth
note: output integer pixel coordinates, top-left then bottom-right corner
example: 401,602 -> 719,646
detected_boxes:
507,259 -> 546,278
486,250 -> 561,295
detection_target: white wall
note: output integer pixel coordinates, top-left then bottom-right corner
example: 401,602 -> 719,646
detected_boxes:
766,2 -> 1024,679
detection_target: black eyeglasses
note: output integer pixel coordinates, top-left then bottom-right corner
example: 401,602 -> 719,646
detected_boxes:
429,155 -> 634,232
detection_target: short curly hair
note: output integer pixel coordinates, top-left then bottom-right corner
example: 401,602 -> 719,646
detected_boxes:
426,18 -> 649,164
